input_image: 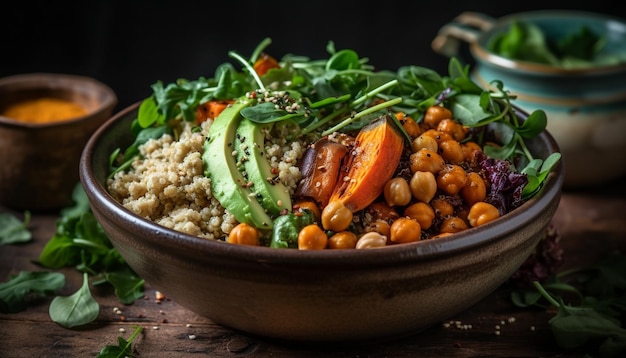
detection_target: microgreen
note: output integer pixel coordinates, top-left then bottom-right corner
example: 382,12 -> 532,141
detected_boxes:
0,271 -> 65,313
0,211 -> 32,245
49,272 -> 100,328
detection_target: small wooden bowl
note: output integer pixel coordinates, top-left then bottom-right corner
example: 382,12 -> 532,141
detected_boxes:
0,73 -> 117,211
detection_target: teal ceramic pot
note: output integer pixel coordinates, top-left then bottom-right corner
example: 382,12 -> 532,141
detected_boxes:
432,10 -> 626,188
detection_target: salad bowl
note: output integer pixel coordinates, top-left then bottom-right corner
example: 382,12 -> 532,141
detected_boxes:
80,102 -> 563,342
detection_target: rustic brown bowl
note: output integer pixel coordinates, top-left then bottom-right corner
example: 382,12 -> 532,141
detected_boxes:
0,73 -> 117,211
80,103 -> 564,343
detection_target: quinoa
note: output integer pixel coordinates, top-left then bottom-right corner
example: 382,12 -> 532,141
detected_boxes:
107,120 -> 305,240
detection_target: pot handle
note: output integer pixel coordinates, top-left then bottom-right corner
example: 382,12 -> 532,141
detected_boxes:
431,12 -> 497,58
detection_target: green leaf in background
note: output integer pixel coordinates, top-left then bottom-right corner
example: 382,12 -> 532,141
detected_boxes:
97,325 -> 143,358
0,271 -> 65,313
102,269 -> 145,305
0,211 -> 32,245
49,272 -> 99,328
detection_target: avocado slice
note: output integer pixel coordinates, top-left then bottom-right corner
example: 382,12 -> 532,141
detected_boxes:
235,118 -> 292,217
202,98 -> 274,230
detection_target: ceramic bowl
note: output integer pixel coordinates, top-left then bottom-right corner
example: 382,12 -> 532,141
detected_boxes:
0,73 -> 117,211
79,102 -> 564,343
432,10 -> 626,188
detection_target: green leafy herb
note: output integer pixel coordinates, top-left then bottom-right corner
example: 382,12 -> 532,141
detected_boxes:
487,20 -> 619,68
0,271 -> 65,313
0,211 -> 32,244
49,272 -> 100,328
97,325 -> 143,358
512,251 -> 626,357
38,183 -> 144,311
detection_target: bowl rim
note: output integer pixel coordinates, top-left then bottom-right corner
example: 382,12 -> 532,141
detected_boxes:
80,102 -> 564,268
469,9 -> 626,75
0,72 -> 118,128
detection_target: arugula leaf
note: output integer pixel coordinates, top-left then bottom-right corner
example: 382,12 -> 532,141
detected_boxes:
0,211 -> 32,245
0,271 -> 65,313
49,272 -> 99,328
97,325 -> 143,358
101,268 -> 145,305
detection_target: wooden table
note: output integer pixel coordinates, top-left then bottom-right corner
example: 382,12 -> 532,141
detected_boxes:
1,180 -> 625,357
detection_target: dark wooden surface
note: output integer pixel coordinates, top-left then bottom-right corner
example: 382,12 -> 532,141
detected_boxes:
1,180 -> 625,358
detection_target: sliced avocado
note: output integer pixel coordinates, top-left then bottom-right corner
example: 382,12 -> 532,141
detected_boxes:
235,118 -> 292,217
202,98 -> 274,230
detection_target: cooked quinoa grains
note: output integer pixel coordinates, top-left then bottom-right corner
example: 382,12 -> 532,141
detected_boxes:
107,120 -> 304,240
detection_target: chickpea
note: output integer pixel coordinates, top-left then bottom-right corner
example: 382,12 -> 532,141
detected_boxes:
462,141 -> 482,162
423,105 -> 452,129
403,202 -> 435,230
431,232 -> 454,239
437,118 -> 467,142
438,139 -> 464,164
227,223 -> 260,246
467,202 -> 500,227
409,148 -> 445,174
364,220 -> 391,239
390,217 -> 422,243
439,216 -> 468,234
298,224 -> 328,250
409,171 -> 437,203
431,197 -> 455,218
293,199 -> 321,221
328,231 -> 358,249
395,112 -> 421,138
461,172 -> 487,206
366,201 -> 400,223
321,201 -> 353,232
384,177 -> 412,207
411,133 -> 438,153
356,231 -> 387,249
422,129 -> 453,145
437,164 -> 468,195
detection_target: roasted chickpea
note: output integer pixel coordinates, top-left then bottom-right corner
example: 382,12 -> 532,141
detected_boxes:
227,223 -> 260,246
411,133 -> 438,153
421,129 -> 453,145
356,232 -> 387,249
395,112 -> 421,138
321,201 -> 353,232
431,232 -> 454,239
437,118 -> 467,142
409,148 -> 445,174
437,164 -> 468,195
366,201 -> 400,223
423,105 -> 452,129
409,171 -> 437,203
403,202 -> 435,230
431,197 -> 455,218
462,141 -> 482,162
293,199 -> 321,221
364,220 -> 391,239
390,217 -> 422,243
328,231 -> 358,249
467,202 -> 500,227
298,224 -> 328,250
438,139 -> 465,164
439,216 -> 468,234
384,177 -> 412,207
461,172 -> 487,206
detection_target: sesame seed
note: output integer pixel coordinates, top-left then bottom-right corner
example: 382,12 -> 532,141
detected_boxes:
152,326 -> 159,330
119,328 -> 126,333
188,334 -> 197,340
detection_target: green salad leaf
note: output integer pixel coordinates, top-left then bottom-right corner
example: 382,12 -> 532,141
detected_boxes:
49,272 -> 99,328
0,271 -> 65,313
0,211 -> 32,245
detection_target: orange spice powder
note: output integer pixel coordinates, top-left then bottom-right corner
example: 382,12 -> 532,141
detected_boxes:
1,97 -> 87,124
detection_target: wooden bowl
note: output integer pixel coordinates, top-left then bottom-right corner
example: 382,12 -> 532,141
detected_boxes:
0,73 -> 117,211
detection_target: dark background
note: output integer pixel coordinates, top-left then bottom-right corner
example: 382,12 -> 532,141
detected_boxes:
3,0 -> 625,113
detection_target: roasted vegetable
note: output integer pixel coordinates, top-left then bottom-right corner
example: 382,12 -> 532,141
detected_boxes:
295,137 -> 350,208
328,114 -> 406,213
